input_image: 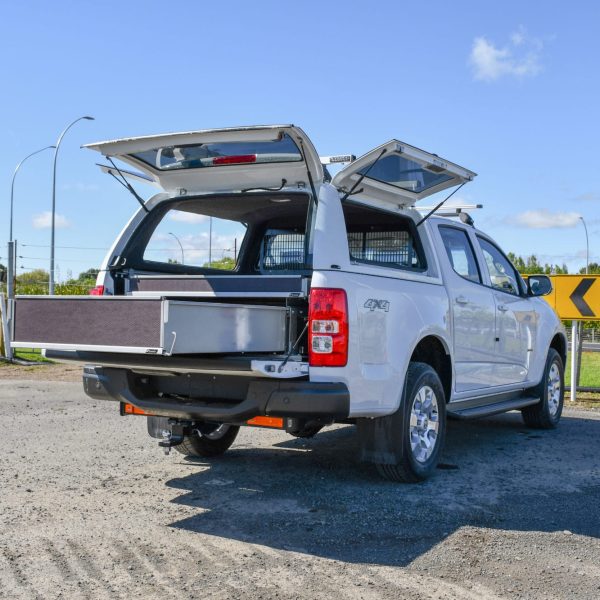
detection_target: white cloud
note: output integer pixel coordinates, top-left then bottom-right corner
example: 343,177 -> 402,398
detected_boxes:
510,25 -> 527,46
32,211 -> 71,229
168,211 -> 208,224
469,27 -> 543,82
509,209 -> 581,229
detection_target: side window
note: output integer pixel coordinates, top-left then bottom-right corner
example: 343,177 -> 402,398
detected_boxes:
478,237 -> 520,296
342,203 -> 426,271
439,226 -> 481,283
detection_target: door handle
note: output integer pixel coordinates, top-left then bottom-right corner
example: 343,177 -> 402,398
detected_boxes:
498,304 -> 509,312
455,296 -> 469,305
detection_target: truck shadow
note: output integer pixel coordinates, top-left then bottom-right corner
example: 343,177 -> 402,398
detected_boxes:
165,412 -> 600,566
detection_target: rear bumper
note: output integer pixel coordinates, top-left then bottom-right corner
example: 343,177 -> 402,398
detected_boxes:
83,365 -> 349,421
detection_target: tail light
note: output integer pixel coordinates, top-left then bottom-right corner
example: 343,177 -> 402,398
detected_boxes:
88,285 -> 105,296
308,288 -> 348,367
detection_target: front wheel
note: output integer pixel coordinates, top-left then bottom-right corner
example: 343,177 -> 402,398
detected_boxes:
175,424 -> 240,458
376,362 -> 447,483
521,348 -> 564,429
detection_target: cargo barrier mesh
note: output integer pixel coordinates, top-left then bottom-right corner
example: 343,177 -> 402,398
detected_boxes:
347,231 -> 413,266
261,231 -> 307,271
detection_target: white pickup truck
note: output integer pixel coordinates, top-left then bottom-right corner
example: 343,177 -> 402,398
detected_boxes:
11,125 -> 567,482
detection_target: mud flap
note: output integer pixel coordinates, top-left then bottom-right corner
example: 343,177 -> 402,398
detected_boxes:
147,416 -> 171,439
357,396 -> 408,465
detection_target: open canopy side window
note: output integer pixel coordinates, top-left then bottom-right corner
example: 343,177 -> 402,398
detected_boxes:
332,140 -> 476,207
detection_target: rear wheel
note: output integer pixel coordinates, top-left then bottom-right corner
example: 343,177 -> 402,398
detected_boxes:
521,348 -> 564,429
376,362 -> 447,483
174,424 -> 240,458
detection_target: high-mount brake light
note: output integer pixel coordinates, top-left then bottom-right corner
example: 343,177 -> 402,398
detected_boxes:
212,154 -> 257,166
89,285 -> 105,296
308,288 -> 348,367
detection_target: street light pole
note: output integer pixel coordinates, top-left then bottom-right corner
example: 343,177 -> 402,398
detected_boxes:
49,115 -> 94,294
9,145 -> 55,243
168,232 -> 185,264
580,216 -> 589,274
572,216 -> 590,402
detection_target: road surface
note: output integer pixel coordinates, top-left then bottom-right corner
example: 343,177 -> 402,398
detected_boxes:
1,379 -> 599,599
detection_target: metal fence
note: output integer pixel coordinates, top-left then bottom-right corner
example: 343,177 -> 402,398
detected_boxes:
567,327 -> 599,344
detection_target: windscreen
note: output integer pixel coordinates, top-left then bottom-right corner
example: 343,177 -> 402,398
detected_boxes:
130,133 -> 302,171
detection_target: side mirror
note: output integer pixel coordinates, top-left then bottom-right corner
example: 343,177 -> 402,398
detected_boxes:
527,275 -> 552,297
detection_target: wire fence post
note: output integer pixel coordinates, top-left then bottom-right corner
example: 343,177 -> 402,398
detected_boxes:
570,322 -> 578,402
0,294 -> 12,361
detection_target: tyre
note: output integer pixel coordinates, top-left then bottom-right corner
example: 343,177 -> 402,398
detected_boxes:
174,424 -> 240,458
376,362 -> 447,483
288,421 -> 323,438
521,348 -> 564,429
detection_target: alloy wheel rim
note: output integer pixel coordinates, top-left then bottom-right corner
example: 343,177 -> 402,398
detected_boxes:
547,362 -> 561,417
409,385 -> 440,463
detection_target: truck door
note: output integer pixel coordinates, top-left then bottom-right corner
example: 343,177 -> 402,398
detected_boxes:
476,236 -> 536,385
438,226 -> 497,392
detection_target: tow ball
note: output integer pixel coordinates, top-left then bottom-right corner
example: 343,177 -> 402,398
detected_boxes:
154,419 -> 223,455
158,421 -> 188,455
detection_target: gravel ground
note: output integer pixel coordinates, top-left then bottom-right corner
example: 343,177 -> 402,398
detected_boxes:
0,378 -> 599,600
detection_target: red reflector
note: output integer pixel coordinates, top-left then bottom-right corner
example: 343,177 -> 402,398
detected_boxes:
121,403 -> 154,416
308,288 -> 348,367
212,154 -> 257,165
246,416 -> 284,428
89,285 -> 104,296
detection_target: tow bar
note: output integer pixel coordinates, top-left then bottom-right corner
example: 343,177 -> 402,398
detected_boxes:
158,423 -> 186,455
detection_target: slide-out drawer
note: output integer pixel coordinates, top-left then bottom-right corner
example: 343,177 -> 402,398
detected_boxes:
11,296 -> 287,355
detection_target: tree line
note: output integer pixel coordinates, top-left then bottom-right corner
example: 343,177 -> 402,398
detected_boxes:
0,266 -> 99,295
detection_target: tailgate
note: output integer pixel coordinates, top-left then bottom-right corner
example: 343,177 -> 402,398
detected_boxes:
11,296 -> 288,355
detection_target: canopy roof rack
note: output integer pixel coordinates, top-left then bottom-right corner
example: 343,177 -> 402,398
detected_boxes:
416,203 -> 482,217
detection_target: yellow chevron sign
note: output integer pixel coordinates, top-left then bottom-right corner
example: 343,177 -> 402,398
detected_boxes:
538,275 -> 600,320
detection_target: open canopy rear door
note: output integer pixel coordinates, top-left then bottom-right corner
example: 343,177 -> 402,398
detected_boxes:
332,140 -> 476,207
85,125 -> 323,196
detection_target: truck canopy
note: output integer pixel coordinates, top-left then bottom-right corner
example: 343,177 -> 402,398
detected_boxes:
85,125 -> 323,196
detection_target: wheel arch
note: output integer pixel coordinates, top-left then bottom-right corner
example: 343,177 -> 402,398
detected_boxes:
550,332 -> 567,367
409,334 -> 452,402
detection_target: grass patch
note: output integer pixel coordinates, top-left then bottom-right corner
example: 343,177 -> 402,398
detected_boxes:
565,352 -> 600,388
13,348 -> 52,363
566,392 -> 600,409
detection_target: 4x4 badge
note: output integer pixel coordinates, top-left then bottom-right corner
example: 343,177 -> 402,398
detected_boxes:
364,299 -> 390,312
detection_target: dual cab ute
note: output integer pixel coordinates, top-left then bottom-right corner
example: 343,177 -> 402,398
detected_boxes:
11,125 -> 567,481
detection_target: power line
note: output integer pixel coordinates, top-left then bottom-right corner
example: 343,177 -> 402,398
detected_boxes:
21,244 -> 107,250
18,255 -> 101,262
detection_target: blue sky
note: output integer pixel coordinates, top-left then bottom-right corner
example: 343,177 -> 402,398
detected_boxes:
1,0 -> 599,278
